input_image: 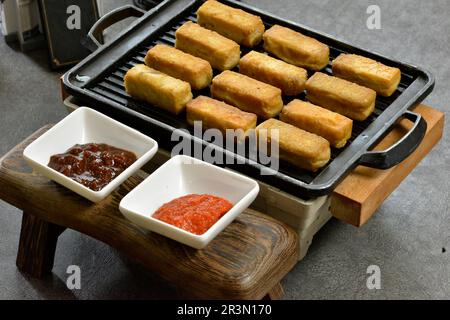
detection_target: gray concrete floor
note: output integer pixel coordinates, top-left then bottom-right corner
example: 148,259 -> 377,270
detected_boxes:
0,0 -> 448,300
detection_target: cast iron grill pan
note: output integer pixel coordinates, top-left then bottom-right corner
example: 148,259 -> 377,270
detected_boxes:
63,0 -> 434,198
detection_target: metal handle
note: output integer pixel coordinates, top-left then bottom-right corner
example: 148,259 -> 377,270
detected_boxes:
83,5 -> 146,52
358,111 -> 427,170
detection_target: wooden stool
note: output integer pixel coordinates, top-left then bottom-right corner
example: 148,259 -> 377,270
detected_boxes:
0,126 -> 298,300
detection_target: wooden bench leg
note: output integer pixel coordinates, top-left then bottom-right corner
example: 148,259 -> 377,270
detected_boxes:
263,282 -> 284,300
16,212 -> 65,278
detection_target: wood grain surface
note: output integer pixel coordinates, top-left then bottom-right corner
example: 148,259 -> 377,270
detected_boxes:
263,282 -> 285,300
331,104 -> 445,226
0,126 -> 299,300
16,212 -> 65,277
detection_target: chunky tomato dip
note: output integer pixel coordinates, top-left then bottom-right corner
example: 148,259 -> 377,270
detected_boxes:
48,143 -> 137,191
153,194 -> 233,235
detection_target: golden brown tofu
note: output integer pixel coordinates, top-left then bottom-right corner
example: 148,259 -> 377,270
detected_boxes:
124,64 -> 192,115
145,44 -> 213,90
197,0 -> 265,47
211,70 -> 283,119
175,21 -> 240,71
239,51 -> 308,96
186,96 -> 257,140
332,54 -> 401,97
263,25 -> 329,71
305,72 -> 376,121
256,118 -> 330,172
280,100 -> 353,148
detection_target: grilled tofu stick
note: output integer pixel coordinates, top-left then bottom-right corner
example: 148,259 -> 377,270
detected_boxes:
280,100 -> 353,148
256,119 -> 331,172
239,51 -> 308,96
124,64 -> 192,115
263,25 -> 329,71
145,44 -> 213,90
187,96 -> 257,140
211,71 -> 283,119
175,21 -> 240,71
197,0 -> 265,47
306,72 -> 376,121
332,54 -> 401,97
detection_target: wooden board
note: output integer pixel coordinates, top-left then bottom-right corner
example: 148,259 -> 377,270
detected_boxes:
331,104 -> 445,227
0,126 -> 299,300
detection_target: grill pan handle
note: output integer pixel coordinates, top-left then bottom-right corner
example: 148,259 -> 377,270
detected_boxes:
83,5 -> 146,52
358,111 -> 427,170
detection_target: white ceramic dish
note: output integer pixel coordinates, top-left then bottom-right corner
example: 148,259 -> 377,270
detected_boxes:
23,107 -> 158,202
119,155 -> 260,249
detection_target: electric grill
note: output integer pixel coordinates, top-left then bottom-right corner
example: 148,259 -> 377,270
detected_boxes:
63,0 -> 434,199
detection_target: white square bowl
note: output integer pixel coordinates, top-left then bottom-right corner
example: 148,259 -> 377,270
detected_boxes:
23,107 -> 158,202
119,155 -> 260,249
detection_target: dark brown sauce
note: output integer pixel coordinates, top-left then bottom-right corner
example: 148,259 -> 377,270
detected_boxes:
48,143 -> 137,191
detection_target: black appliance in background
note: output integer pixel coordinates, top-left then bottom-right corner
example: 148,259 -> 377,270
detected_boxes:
38,0 -> 101,69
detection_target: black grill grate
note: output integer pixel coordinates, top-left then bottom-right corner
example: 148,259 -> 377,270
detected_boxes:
64,0 -> 433,197
85,7 -> 415,184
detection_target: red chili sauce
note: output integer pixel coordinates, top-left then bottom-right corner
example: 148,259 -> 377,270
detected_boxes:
48,143 -> 137,191
153,194 -> 233,235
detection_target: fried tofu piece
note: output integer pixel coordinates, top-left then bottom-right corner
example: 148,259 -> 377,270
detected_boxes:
175,21 -> 240,71
239,51 -> 308,96
332,54 -> 401,97
211,70 -> 283,119
197,0 -> 265,47
305,72 -> 376,121
263,25 -> 329,71
145,44 -> 213,90
280,100 -> 353,148
186,96 -> 257,139
256,118 -> 330,172
124,64 -> 192,115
